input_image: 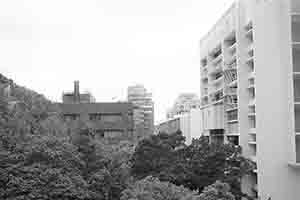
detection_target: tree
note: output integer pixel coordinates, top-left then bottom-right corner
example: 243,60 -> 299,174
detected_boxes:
131,130 -> 185,179
198,181 -> 235,200
131,134 -> 254,199
0,135 -> 92,200
120,176 -> 199,200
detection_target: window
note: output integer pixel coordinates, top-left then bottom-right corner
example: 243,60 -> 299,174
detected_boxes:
228,110 -> 238,121
215,72 -> 223,80
89,113 -> 101,121
64,114 -> 80,121
104,130 -> 123,138
95,129 -> 105,139
228,136 -> 239,146
101,113 -> 122,122
201,58 -> 207,67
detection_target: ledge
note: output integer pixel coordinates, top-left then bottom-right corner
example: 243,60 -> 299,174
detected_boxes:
288,162 -> 300,169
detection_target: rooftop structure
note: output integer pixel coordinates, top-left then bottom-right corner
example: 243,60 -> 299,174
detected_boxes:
62,81 -> 96,103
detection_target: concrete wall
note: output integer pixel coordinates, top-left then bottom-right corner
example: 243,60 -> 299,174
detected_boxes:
180,113 -> 191,145
254,0 -> 300,199
190,109 -> 202,140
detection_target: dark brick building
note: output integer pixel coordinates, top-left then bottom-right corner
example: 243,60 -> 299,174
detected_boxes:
60,81 -> 135,141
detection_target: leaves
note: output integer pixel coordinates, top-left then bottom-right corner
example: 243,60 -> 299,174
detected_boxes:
121,176 -> 199,200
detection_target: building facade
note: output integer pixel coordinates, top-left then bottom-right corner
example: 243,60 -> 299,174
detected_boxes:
166,93 -> 201,119
60,81 -> 134,142
199,0 -> 300,199
156,108 -> 202,145
59,102 -> 135,142
155,117 -> 180,135
127,84 -> 154,136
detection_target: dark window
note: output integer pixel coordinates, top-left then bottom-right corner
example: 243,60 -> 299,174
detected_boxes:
89,113 -> 101,121
95,129 -> 105,137
215,72 -> 223,80
64,114 -> 80,120
228,136 -> 239,146
228,110 -> 238,121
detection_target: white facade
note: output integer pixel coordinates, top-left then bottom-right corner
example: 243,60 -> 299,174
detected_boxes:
200,0 -> 300,199
127,84 -> 154,136
156,109 -> 203,145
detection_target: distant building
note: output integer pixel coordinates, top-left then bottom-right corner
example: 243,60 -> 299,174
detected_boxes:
59,102 -> 134,142
167,93 -> 201,119
127,84 -> 154,136
155,117 -> 180,135
0,74 -> 13,99
62,81 -> 96,103
60,81 -> 134,142
156,109 -> 202,145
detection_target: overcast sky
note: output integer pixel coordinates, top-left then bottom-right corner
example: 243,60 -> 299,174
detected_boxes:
0,0 -> 234,123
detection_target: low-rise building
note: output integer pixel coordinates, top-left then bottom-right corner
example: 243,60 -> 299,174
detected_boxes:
59,102 -> 134,142
60,81 -> 134,142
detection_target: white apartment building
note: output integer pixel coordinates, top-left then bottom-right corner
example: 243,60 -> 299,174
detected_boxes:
200,0 -> 300,199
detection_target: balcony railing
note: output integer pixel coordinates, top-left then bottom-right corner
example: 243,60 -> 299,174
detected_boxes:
225,87 -> 237,95
249,128 -> 256,134
226,103 -> 238,112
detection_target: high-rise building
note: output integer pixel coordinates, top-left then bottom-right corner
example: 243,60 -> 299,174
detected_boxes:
166,93 -> 201,119
200,0 -> 300,199
127,84 -> 154,137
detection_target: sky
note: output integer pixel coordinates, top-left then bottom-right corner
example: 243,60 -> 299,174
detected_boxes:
0,0 -> 235,123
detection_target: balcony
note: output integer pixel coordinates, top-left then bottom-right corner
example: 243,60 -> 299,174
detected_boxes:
246,56 -> 254,65
228,80 -> 237,87
247,83 -> 255,90
291,0 -> 300,13
248,141 -> 257,145
227,55 -> 237,65
228,43 -> 237,54
250,156 -> 257,163
225,87 -> 237,95
227,109 -> 238,123
249,128 -> 256,134
211,54 -> 223,65
210,74 -> 224,86
208,63 -> 222,75
210,90 -> 224,105
248,99 -> 256,107
248,71 -> 255,79
201,58 -> 208,68
245,21 -> 253,42
292,15 -> 300,43
226,105 -> 238,112
248,112 -> 256,117
202,67 -> 208,76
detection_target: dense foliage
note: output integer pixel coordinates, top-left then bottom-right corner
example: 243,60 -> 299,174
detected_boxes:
0,74 -> 254,200
121,176 -> 199,200
131,133 -> 254,199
